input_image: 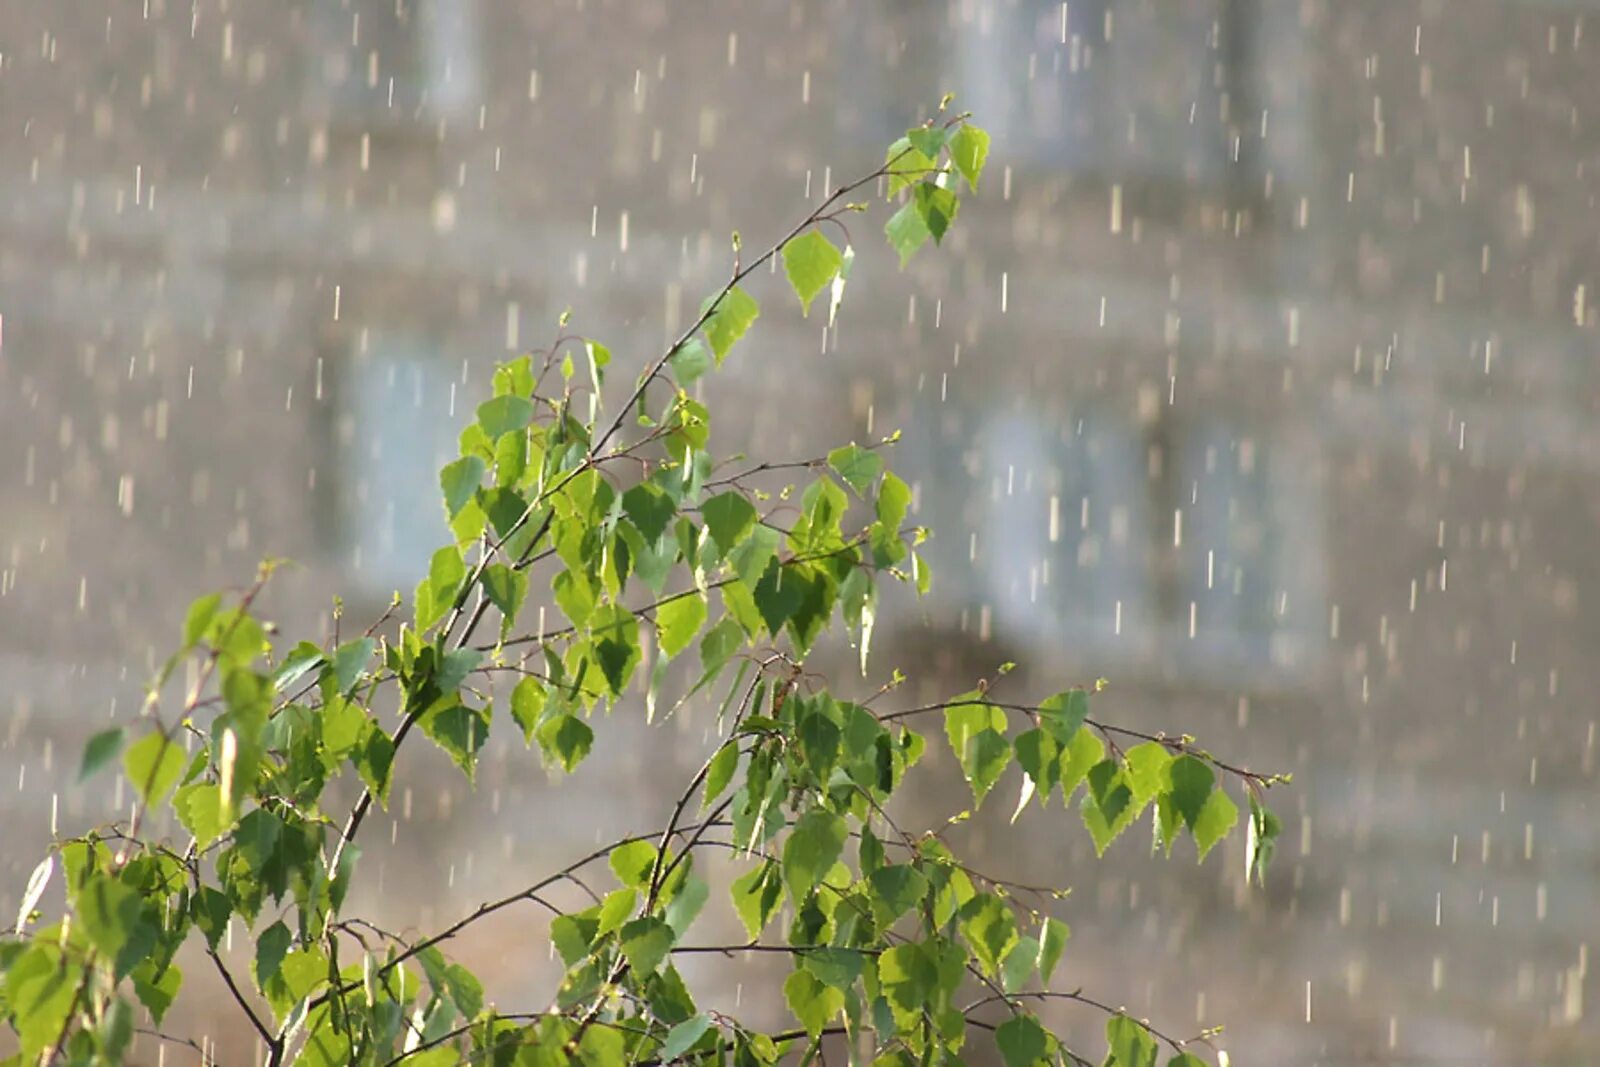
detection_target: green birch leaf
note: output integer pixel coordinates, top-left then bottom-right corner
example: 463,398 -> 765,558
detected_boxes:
701,741 -> 739,811
478,395 -> 535,438
994,1015 -> 1048,1067
950,124 -> 991,190
661,1015 -> 714,1061
729,860 -> 782,939
827,443 -> 883,497
784,969 -> 844,1039
782,809 -> 847,905
913,182 -> 959,243
619,916 -> 674,976
866,865 -> 928,927
656,592 -> 707,659
440,455 -> 486,519
669,338 -> 713,385
79,727 -> 127,783
1193,787 -> 1240,861
702,287 -> 761,363
509,677 -> 547,744
1001,935 -> 1040,993
1036,689 -> 1090,743
609,840 -> 658,889
1105,1014 -> 1158,1067
481,565 -> 528,636
1167,755 -> 1215,829
254,921 -> 292,987
701,492 -> 757,556
329,637 -> 376,695
1038,917 -> 1070,984
781,230 -> 844,316
884,137 -> 937,196
884,200 -> 930,267
122,732 -> 184,807
535,713 -> 593,773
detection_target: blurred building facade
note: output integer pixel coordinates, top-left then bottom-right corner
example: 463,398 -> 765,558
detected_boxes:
1,1 -> 1597,1062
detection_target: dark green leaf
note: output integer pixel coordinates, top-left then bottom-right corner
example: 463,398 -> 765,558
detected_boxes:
913,182 -> 959,243
701,492 -> 758,557
623,484 -> 677,543
255,921 -> 292,987
536,713 -> 593,773
752,559 -> 805,636
1168,756 -> 1214,829
79,727 -> 126,784
995,1015 -> 1048,1067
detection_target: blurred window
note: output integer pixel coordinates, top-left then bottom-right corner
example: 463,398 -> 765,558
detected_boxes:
307,0 -> 482,125
336,338 -> 456,597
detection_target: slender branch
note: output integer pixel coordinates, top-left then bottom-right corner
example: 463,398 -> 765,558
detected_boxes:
876,699 -> 1281,789
962,990 -> 1189,1057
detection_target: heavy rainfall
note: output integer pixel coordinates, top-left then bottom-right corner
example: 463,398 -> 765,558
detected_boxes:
0,1 -> 1595,1064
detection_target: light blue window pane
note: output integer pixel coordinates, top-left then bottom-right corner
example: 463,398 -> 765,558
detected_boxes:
343,341 -> 455,596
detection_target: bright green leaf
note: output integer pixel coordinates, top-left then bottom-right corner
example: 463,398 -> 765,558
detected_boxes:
610,840 -> 658,889
122,732 -> 183,808
950,124 -> 991,190
440,455 -> 487,519
620,916 -> 674,976
1105,1014 -> 1158,1067
781,230 -> 844,316
702,287 -> 760,364
656,593 -> 707,659
784,969 -> 845,1039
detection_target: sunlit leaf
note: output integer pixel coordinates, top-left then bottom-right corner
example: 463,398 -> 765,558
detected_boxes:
782,230 -> 844,316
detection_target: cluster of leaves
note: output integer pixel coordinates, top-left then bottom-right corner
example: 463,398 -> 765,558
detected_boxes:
0,103 -> 1283,1067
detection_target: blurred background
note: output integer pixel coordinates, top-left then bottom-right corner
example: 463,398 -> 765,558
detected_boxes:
2,1 -> 1597,1062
